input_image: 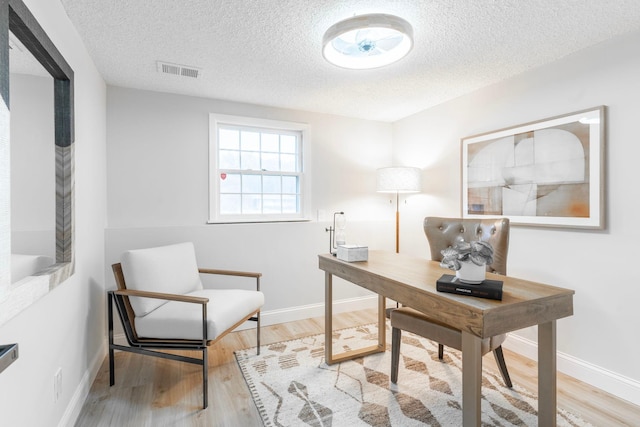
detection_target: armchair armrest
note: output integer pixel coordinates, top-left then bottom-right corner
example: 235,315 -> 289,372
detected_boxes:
111,289 -> 209,305
198,268 -> 261,278
198,268 -> 262,291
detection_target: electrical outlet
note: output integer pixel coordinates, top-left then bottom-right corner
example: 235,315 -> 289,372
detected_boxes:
54,368 -> 62,402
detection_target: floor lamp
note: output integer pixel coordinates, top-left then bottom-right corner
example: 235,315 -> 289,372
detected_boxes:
376,167 -> 421,253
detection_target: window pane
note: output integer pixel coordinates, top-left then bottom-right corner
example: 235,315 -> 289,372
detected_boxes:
242,194 -> 261,214
281,135 -> 297,153
261,152 -> 279,171
241,151 -> 260,170
219,128 -> 239,150
281,153 -> 297,172
241,131 -> 260,151
212,115 -> 305,221
282,176 -> 298,194
282,195 -> 298,213
262,133 -> 279,152
219,149 -> 240,169
263,175 -> 281,194
220,194 -> 241,214
219,173 -> 241,193
263,195 -> 281,213
242,175 -> 262,193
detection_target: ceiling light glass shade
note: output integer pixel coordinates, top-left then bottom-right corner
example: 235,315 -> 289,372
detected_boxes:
323,14 -> 413,69
376,167 -> 421,193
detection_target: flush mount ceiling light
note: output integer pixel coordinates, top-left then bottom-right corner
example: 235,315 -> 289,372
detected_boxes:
322,13 -> 413,70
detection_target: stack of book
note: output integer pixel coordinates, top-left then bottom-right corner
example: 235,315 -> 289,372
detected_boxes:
436,274 -> 503,300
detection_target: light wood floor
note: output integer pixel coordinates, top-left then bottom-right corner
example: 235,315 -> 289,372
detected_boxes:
76,309 -> 640,426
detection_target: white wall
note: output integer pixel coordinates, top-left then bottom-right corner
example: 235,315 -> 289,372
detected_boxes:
393,30 -> 640,404
0,1 -> 107,426
106,87 -> 398,321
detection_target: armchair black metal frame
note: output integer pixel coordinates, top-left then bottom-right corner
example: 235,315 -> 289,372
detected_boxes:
108,263 -> 261,409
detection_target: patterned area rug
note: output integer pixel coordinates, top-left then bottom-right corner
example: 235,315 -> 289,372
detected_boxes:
235,324 -> 591,426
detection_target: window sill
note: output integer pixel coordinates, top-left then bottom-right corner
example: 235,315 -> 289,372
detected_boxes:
206,218 -> 311,225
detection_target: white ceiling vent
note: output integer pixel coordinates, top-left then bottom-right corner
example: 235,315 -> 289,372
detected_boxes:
156,61 -> 201,79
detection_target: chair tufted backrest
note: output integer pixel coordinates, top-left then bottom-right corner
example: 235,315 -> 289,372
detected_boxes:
423,217 -> 510,275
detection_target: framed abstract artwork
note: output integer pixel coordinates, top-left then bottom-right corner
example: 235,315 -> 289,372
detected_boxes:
461,106 -> 605,229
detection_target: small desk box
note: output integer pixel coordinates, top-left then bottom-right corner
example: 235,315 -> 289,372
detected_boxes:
336,245 -> 368,262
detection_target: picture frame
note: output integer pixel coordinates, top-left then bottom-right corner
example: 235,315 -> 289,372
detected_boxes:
461,106 -> 605,229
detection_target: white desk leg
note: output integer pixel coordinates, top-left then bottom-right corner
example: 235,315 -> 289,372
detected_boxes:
539,320 -> 557,426
462,331 -> 482,427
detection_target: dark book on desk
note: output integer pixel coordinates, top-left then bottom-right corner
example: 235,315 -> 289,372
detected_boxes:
436,274 -> 503,300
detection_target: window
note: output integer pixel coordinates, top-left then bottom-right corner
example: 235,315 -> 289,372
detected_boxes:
209,114 -> 309,222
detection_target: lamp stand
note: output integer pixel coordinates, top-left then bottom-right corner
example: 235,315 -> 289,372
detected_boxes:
395,192 -> 400,254
377,166 -> 422,316
394,192 -> 401,312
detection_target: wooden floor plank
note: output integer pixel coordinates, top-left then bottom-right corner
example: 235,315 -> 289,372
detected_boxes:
75,309 -> 640,426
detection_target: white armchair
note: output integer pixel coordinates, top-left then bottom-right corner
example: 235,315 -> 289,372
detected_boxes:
108,242 -> 264,409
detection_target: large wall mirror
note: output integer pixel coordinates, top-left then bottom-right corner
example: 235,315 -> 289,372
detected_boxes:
0,0 -> 75,326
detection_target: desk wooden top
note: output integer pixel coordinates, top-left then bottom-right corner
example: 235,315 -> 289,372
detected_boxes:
319,250 -> 574,339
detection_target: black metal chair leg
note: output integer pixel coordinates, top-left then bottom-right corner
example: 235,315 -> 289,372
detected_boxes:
109,348 -> 115,386
493,346 -> 513,388
438,343 -> 444,360
257,312 -> 261,355
108,292 -> 115,386
203,348 -> 208,409
390,327 -> 401,384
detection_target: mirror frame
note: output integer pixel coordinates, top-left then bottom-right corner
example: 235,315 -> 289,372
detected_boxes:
0,0 -> 75,325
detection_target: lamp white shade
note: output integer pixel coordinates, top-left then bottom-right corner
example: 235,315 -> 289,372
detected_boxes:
376,167 -> 421,193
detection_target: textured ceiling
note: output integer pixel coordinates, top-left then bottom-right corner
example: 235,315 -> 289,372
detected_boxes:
59,0 -> 640,122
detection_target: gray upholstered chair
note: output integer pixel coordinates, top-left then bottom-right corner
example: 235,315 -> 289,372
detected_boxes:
390,217 -> 512,387
108,242 -> 265,409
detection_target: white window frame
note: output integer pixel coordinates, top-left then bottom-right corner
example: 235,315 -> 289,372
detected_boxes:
208,114 -> 311,223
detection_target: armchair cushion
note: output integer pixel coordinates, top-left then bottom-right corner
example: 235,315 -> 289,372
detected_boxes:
121,242 -> 204,317
135,289 -> 265,341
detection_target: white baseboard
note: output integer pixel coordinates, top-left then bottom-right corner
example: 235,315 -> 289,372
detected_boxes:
59,340 -> 107,427
504,333 -> 640,407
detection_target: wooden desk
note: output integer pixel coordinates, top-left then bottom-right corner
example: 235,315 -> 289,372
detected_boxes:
319,250 -> 574,427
